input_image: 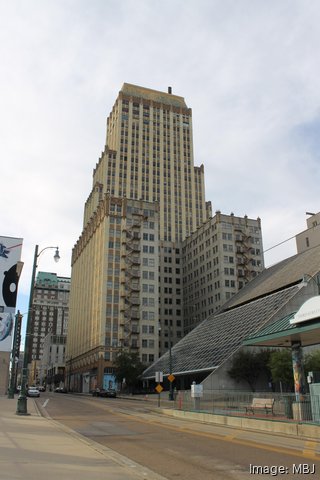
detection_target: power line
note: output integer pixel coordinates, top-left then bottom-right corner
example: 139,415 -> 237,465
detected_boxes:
263,234 -> 297,253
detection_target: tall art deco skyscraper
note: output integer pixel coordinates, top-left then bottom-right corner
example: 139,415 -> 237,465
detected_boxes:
66,84 -> 211,391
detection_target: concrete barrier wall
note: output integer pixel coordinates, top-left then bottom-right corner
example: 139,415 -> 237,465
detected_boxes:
159,408 -> 320,439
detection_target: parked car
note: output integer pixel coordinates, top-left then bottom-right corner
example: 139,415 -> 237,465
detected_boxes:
91,388 -> 117,398
27,387 -> 40,398
38,385 -> 46,392
55,387 -> 68,393
100,388 -> 117,398
91,388 -> 104,397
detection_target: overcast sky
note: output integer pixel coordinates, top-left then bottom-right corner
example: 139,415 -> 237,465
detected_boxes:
1,0 -> 320,320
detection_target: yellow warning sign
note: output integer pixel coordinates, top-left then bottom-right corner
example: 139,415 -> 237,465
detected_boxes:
168,374 -> 175,383
155,384 -> 163,393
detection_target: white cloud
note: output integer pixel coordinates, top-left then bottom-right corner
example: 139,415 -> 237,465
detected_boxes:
0,0 -> 320,315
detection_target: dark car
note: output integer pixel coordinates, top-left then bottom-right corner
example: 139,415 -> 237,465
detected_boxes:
91,388 -> 117,398
91,388 -> 104,397
101,389 -> 117,398
55,387 -> 68,393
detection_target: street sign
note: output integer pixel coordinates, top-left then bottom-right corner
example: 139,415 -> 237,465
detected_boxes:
191,383 -> 203,398
155,371 -> 163,383
168,374 -> 175,383
155,384 -> 163,393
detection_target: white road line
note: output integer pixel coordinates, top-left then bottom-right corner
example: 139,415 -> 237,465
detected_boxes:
42,399 -> 50,408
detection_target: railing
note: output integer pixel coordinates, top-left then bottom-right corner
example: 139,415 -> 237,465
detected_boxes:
173,390 -> 320,425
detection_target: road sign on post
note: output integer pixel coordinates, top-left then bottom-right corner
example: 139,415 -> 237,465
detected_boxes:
155,371 -> 163,383
191,382 -> 203,411
155,383 -> 163,407
155,384 -> 163,394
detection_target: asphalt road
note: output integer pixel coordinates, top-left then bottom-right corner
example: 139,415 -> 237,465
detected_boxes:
37,393 -> 320,480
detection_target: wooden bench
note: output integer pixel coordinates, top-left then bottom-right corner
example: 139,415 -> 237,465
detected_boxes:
245,398 -> 274,415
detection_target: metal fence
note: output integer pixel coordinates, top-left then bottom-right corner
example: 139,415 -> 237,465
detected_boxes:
173,390 -> 320,424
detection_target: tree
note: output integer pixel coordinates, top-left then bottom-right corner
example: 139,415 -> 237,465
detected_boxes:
113,351 -> 145,392
268,349 -> 293,392
227,349 -> 272,392
304,349 -> 320,375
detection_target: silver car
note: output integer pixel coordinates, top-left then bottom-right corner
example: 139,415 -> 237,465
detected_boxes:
27,387 -> 40,397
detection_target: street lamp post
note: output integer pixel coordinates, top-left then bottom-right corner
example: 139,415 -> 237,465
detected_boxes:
168,324 -> 174,401
16,245 -> 60,415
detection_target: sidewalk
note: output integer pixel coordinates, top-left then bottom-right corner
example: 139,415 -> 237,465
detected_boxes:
0,396 -> 167,480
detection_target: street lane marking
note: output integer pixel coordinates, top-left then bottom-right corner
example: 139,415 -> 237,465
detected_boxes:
42,399 -> 50,408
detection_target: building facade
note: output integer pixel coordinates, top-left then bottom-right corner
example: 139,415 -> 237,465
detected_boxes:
66,83 -> 264,391
67,196 -> 160,391
67,84 -> 211,390
40,334 -> 67,389
182,212 -> 264,334
296,212 -> 320,253
29,271 -> 70,385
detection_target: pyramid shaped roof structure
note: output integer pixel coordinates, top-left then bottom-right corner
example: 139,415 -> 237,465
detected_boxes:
142,245 -> 320,380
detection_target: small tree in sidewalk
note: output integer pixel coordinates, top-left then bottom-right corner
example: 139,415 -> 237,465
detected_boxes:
227,349 -> 272,392
268,349 -> 293,392
113,351 -> 145,393
304,349 -> 320,375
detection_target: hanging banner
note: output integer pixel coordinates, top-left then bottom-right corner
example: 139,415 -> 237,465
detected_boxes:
0,236 -> 23,352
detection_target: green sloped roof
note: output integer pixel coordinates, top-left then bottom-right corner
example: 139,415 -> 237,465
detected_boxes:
243,311 -> 320,347
243,313 -> 296,343
36,271 -> 58,284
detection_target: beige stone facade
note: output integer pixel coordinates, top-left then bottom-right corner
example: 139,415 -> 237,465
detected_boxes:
296,212 -> 320,253
68,195 -> 160,390
66,84 -> 210,389
183,212 -> 264,333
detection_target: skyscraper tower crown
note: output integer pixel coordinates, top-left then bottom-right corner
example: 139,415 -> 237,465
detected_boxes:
84,83 -> 209,242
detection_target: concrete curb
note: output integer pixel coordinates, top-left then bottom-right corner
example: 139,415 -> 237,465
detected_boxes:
158,407 -> 320,440
40,407 -> 168,480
